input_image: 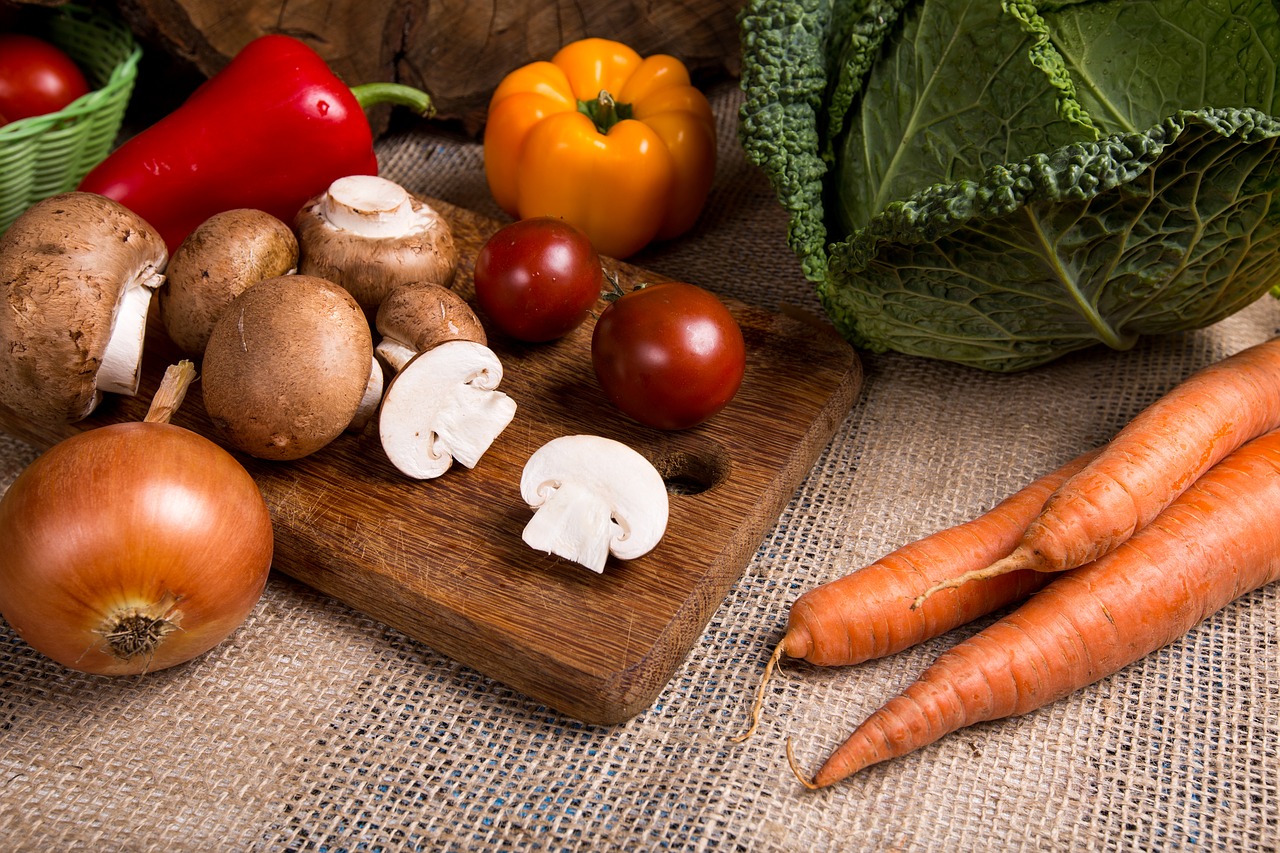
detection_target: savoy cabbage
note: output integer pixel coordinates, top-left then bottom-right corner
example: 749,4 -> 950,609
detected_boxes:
739,0 -> 1280,371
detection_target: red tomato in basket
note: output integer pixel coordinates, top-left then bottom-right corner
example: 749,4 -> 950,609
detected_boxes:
0,33 -> 90,122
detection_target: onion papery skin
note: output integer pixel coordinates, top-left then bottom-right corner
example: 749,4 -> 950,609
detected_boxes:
0,421 -> 274,675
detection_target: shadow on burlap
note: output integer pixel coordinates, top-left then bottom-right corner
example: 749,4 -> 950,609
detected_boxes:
0,81 -> 1276,852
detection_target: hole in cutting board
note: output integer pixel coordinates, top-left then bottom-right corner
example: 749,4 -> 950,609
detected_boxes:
650,440 -> 731,496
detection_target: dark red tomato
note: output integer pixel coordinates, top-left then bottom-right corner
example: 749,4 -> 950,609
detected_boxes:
592,281 -> 746,430
0,33 -> 89,122
472,216 -> 604,342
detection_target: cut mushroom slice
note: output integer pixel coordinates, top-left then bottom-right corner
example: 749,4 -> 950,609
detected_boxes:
295,175 -> 459,315
379,339 -> 517,479
0,192 -> 167,424
519,435 -> 670,573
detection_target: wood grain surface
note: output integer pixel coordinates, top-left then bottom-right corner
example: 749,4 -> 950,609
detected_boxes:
102,0 -> 745,132
0,199 -> 861,723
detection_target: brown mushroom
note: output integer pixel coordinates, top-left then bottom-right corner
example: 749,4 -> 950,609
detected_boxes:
374,281 -> 487,374
371,282 -> 511,479
158,209 -> 299,356
294,175 -> 458,315
0,192 -> 167,424
200,274 -> 378,461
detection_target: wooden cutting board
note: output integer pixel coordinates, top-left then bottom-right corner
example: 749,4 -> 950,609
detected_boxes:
0,199 -> 862,724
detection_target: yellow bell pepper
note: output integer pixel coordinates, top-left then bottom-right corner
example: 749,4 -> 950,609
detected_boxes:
483,38 -> 717,259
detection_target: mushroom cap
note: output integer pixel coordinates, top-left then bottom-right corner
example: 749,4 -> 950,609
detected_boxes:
376,281 -> 486,354
520,434 -> 670,570
159,208 -> 299,355
294,177 -> 459,314
201,274 -> 374,461
0,192 -> 167,424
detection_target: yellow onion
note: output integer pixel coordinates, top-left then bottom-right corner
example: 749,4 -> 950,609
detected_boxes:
0,363 -> 274,675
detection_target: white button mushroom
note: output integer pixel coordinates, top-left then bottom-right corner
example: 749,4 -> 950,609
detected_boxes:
201,274 -> 380,460
294,175 -> 459,315
519,435 -> 670,573
0,192 -> 167,424
378,339 -> 517,479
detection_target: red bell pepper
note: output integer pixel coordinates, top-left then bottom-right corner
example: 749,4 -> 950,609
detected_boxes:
78,34 -> 433,252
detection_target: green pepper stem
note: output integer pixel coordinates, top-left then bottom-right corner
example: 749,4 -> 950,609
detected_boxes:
578,89 -> 633,134
351,82 -> 436,117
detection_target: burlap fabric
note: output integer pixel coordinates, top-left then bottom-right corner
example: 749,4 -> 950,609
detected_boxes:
1,80 -> 1276,852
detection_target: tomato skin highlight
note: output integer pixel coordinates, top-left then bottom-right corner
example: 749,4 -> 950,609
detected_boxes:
0,33 -> 89,122
591,281 -> 746,430
472,217 -> 604,343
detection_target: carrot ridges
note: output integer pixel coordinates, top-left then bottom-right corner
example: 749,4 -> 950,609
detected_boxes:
916,337 -> 1280,603
803,428 -> 1280,788
730,450 -> 1098,748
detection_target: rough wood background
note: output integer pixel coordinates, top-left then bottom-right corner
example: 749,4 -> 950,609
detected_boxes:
16,0 -> 746,133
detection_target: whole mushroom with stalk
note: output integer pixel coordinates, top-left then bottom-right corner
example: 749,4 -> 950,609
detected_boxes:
159,208 -> 299,356
520,435 -> 670,573
374,281 -> 487,374
374,281 -> 516,480
294,175 -> 458,316
200,274 -> 382,460
0,192 -> 167,424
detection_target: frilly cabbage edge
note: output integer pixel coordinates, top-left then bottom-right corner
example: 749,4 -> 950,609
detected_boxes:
739,0 -> 1280,371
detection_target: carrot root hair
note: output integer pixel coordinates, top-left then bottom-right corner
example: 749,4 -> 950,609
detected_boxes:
785,737 -> 820,790
729,638 -> 787,744
911,547 -> 1039,609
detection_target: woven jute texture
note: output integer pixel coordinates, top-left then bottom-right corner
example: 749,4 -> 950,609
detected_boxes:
1,80 -> 1277,852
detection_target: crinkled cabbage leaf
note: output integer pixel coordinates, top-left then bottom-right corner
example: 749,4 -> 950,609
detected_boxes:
740,0 -> 1280,371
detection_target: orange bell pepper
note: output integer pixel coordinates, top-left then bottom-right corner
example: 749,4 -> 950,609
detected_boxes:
483,38 -> 716,259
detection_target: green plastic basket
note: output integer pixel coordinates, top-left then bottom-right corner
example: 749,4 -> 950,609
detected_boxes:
0,6 -> 141,233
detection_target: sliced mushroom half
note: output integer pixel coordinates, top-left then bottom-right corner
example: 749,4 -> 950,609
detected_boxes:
519,435 -> 670,573
378,339 -> 517,479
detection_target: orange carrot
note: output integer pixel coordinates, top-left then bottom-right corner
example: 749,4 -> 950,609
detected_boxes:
731,448 -> 1098,742
919,336 -> 1280,602
796,428 -> 1280,788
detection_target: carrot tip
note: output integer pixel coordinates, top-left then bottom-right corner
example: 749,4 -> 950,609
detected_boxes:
785,737 -> 821,791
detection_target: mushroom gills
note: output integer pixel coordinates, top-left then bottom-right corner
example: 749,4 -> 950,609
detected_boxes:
96,262 -> 166,396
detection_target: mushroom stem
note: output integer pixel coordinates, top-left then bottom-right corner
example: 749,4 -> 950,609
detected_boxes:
97,264 -> 166,397
321,175 -> 423,238
348,355 -> 386,433
434,382 -> 518,469
375,339 -> 417,374
521,480 -> 615,573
